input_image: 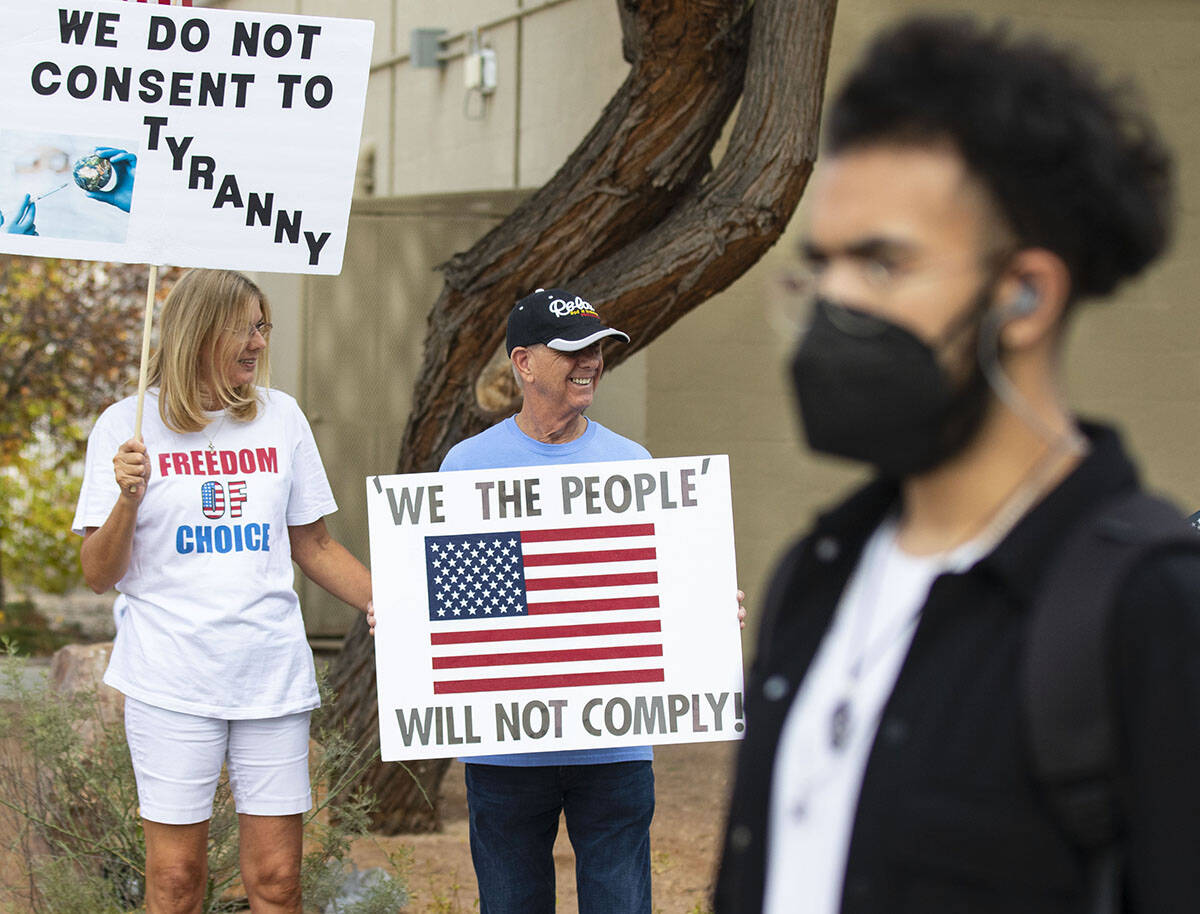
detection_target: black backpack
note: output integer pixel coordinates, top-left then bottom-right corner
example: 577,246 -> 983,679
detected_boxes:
1023,490 -> 1200,913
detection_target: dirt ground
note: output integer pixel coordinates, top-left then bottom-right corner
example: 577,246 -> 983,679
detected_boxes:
349,741 -> 739,914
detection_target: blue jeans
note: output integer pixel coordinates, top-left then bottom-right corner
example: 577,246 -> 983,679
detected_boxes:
464,761 -> 655,914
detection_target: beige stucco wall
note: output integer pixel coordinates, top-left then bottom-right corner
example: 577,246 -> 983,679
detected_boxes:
660,0 -> 1200,634
201,0 -> 630,194
204,0 -> 1200,641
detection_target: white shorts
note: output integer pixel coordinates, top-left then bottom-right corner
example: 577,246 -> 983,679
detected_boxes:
124,697 -> 313,825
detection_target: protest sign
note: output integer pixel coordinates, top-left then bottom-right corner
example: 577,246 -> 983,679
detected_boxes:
367,455 -> 745,761
0,0 -> 372,274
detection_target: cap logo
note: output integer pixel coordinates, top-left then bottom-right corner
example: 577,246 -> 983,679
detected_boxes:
547,295 -> 597,319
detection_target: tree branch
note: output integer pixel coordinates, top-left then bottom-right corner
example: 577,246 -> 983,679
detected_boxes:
329,0 -> 837,834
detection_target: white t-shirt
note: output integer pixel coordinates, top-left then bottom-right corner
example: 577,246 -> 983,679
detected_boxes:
72,388 -> 337,719
763,518 -> 985,914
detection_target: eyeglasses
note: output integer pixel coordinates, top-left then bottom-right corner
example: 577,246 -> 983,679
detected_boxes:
778,254 -> 923,304
227,320 -> 273,340
783,239 -> 1020,301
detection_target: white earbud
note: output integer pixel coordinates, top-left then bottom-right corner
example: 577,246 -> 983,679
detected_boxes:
1006,283 -> 1039,318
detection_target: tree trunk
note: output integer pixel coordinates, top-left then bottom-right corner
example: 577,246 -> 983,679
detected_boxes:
329,0 -> 838,833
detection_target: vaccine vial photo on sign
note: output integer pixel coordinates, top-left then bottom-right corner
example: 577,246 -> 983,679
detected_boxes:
0,129 -> 136,242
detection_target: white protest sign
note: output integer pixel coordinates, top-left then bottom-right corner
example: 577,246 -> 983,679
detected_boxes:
0,0 -> 372,273
368,456 -> 745,761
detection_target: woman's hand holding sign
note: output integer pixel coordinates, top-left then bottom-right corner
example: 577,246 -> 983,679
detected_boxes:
114,437 -> 150,502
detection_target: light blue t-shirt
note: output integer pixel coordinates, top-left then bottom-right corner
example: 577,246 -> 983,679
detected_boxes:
440,415 -> 654,766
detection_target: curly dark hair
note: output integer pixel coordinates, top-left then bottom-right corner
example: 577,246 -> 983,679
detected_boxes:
825,15 -> 1174,301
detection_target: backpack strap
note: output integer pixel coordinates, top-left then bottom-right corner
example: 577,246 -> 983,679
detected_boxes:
1024,490 -> 1200,910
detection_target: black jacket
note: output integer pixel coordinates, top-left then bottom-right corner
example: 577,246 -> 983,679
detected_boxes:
716,425 -> 1200,914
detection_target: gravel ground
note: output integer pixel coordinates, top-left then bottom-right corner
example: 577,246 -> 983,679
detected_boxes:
0,655 -> 48,697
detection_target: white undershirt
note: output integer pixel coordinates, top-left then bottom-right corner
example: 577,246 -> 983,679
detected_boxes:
763,517 -> 984,914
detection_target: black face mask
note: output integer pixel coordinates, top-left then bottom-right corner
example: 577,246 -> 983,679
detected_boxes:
789,296 -> 993,478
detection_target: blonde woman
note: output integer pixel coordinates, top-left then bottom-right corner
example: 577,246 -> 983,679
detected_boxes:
74,268 -> 372,914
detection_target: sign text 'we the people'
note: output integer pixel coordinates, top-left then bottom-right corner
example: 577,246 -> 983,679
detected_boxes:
380,463 -> 712,526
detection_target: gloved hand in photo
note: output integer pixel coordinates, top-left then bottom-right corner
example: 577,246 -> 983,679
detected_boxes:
84,147 -> 137,213
0,194 -> 37,235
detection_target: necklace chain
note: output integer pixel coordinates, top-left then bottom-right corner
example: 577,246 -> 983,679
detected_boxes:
788,432 -> 1088,818
828,526 -> 926,751
827,434 -> 1086,754
204,411 -> 227,451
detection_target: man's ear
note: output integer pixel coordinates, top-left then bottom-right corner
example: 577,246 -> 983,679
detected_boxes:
996,248 -> 1072,350
510,347 -> 533,382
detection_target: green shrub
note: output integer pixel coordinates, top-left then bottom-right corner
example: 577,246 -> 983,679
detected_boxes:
0,644 -> 409,913
0,601 -> 85,657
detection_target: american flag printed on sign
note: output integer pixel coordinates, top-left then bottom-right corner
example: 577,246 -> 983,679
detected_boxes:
201,481 -> 224,519
424,524 -> 665,694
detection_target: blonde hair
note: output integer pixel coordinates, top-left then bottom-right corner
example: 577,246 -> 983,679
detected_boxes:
147,269 -> 271,433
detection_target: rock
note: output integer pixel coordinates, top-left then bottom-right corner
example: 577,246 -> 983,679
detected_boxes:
323,864 -> 407,913
49,642 -> 123,728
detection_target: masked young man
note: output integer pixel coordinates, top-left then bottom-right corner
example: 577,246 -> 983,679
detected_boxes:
717,15 -> 1199,914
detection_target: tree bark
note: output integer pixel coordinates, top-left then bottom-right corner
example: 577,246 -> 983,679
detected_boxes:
329,0 -> 837,834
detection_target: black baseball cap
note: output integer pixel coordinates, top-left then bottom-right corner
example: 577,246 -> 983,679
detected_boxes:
506,288 -> 631,355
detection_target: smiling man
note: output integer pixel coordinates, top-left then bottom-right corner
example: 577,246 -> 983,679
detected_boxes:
439,288 -> 655,914
716,14 -> 1200,914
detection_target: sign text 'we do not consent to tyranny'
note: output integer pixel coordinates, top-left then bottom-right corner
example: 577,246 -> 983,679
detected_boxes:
0,0 -> 372,273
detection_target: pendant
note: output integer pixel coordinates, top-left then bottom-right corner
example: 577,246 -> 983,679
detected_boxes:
790,792 -> 810,821
829,698 -> 853,751
206,442 -> 216,452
